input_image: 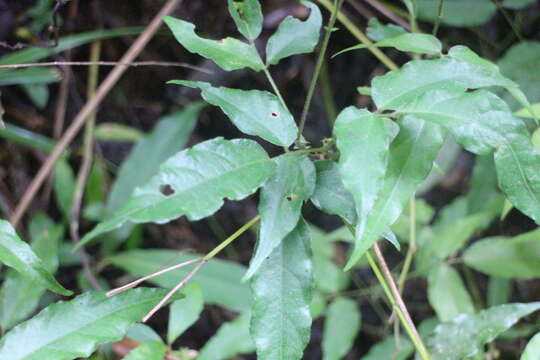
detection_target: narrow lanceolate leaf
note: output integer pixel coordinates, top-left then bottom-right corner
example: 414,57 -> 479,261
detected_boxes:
522,332 -> 540,360
198,313 -> 254,360
0,214 -> 63,330
163,16 -> 263,72
245,154 -> 315,279
80,138 -> 276,246
0,288 -> 173,360
170,81 -> 297,147
250,219 -> 313,360
167,283 -> 204,344
107,103 -> 203,214
400,90 -> 540,224
310,160 -> 356,225
227,0 -> 263,41
427,263 -> 474,322
366,18 -> 407,42
371,57 -> 516,111
336,33 -> 442,57
122,342 -> 167,360
265,0 -> 322,65
0,220 -> 71,296
426,302 -> 540,360
463,228 -> 540,279
354,116 -> 443,259
334,107 -> 395,269
322,298 -> 361,360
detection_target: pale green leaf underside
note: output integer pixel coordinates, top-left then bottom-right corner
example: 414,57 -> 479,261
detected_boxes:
266,0 -> 322,65
250,219 -> 313,360
245,154 -> 315,279
336,33 -> 442,57
228,0 -> 263,41
170,80 -> 297,147
366,18 -> 407,42
334,107 -> 394,269
80,138 -> 275,247
122,342 -> 167,360
164,16 -> 263,72
0,220 -> 71,296
521,332 -> 540,360
0,288 -> 171,360
322,297 -> 361,360
426,302 -> 540,360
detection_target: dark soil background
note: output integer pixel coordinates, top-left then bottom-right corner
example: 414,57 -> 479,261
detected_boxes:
1,0 -> 540,359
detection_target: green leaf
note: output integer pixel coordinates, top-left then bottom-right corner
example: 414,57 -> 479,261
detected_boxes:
126,324 -> 162,344
163,16 -> 263,72
170,81 -> 296,147
503,0 -> 537,8
81,138 -> 276,247
427,263 -> 474,322
426,302 -> 540,360
361,336 -> 413,360
53,158 -> 75,219
415,0 -> 496,27
322,297 -> 361,360
0,220 -> 71,296
354,116 -> 444,261
0,288 -> 172,360
21,83 -> 49,109
463,228 -> 540,279
250,219 -> 313,360
245,154 -> 315,279
311,160 -> 356,224
467,155 -> 502,214
487,277 -> 512,307
522,332 -> 540,360
0,68 -> 60,86
372,56 -> 515,111
311,226 -> 350,293
198,312 -> 254,360
0,214 -> 63,330
336,33 -> 442,56
107,104 -> 202,214
366,18 -> 407,42
167,283 -> 204,344
109,249 -> 250,311
94,123 -> 144,142
265,1 -> 322,65
517,104 -> 540,119
0,122 -> 57,153
498,41 -> 540,109
227,0 -> 263,40
334,107 -> 396,269
122,342 -> 167,360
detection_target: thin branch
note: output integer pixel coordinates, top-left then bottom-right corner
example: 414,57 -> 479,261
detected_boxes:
106,257 -> 203,297
10,0 -> 185,226
358,0 -> 410,29
0,61 -> 213,74
143,259 -> 206,322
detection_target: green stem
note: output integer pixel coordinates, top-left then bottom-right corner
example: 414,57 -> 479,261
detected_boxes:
203,215 -> 260,261
297,0 -> 343,146
432,0 -> 445,36
316,0 -> 399,71
398,197 -> 416,294
262,65 -> 288,111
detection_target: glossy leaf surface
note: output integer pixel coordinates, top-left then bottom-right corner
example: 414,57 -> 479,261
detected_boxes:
250,219 -> 313,360
426,302 -> 540,360
164,16 -> 263,71
170,81 -> 296,147
266,1 -> 322,65
227,0 -> 263,40
81,138 -> 275,246
245,154 -> 315,279
322,298 -> 361,360
0,288 -> 172,360
0,220 -> 71,296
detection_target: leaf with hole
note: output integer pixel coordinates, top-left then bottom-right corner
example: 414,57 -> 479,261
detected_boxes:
334,107 -> 396,269
164,16 -> 263,72
80,137 -> 276,247
245,154 -> 315,279
228,0 -> 263,41
0,220 -> 71,297
170,81 -> 297,147
109,249 -> 250,312
250,219 -> 313,360
0,288 -> 174,360
266,0 -> 322,65
322,297 -> 361,360
426,302 -> 540,360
